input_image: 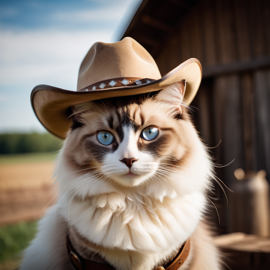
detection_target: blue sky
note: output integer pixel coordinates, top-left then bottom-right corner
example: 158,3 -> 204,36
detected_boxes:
0,0 -> 141,132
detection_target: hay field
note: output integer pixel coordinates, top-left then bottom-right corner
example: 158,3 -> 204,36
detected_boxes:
0,153 -> 58,225
0,152 -> 57,164
0,161 -> 55,190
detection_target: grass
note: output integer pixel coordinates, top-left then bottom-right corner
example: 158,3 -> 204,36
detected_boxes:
0,221 -> 38,267
0,152 -> 57,165
0,152 -> 56,268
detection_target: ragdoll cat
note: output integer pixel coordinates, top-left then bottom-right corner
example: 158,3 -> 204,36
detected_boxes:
20,81 -> 221,270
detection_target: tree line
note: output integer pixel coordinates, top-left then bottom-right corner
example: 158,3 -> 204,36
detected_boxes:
0,132 -> 62,154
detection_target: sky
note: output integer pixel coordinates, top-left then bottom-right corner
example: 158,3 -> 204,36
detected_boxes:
0,0 -> 142,133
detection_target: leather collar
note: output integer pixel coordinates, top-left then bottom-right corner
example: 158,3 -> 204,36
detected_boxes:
67,236 -> 191,270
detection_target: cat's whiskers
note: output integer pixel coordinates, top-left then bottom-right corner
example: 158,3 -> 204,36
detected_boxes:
54,166 -> 101,181
67,193 -> 77,228
161,155 -> 230,207
156,168 -> 178,177
42,175 -> 91,214
205,194 -> 221,224
62,173 -> 108,226
211,175 -> 232,205
58,171 -> 105,202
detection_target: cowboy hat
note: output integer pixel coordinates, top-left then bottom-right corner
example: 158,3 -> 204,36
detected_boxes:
31,37 -> 202,139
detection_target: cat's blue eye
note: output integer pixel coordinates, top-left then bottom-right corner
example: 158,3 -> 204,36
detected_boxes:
141,126 -> 159,141
97,131 -> 114,145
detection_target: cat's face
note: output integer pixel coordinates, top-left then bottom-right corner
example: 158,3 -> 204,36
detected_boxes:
57,83 -> 212,252
63,82 -> 196,188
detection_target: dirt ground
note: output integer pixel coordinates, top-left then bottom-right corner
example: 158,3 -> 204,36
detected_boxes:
0,259 -> 20,270
0,162 -> 57,225
0,162 -> 54,190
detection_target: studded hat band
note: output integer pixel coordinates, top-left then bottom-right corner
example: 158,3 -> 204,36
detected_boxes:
79,77 -> 154,92
67,235 -> 191,270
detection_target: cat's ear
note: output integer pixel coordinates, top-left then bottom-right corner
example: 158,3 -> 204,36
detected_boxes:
155,80 -> 186,114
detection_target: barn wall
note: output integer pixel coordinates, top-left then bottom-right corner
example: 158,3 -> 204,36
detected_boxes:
155,0 -> 270,233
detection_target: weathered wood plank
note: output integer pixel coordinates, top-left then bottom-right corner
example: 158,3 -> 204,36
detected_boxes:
262,0 -> 270,55
203,55 -> 270,78
168,35 -> 180,70
213,75 -> 244,186
241,73 -> 255,171
196,83 -> 212,145
211,77 -> 230,230
175,22 -> 184,63
141,15 -> 172,33
254,69 -> 270,181
155,49 -> 168,76
201,0 -> 218,66
232,0 -> 251,61
212,75 -> 244,234
189,4 -> 204,64
215,0 -> 237,64
249,0 -> 266,58
179,16 -> 191,60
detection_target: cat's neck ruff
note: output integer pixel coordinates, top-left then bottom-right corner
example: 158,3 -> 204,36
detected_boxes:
57,169 -> 207,251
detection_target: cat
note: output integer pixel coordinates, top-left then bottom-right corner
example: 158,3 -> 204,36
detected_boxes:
20,81 -> 221,270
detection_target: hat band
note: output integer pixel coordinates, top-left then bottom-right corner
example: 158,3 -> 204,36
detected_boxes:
79,77 -> 155,92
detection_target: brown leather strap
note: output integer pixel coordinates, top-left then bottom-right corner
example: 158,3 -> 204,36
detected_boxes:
67,236 -> 190,270
163,238 -> 191,270
79,77 -> 154,92
67,236 -> 114,270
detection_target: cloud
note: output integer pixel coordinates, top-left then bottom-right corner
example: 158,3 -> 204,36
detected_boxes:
52,9 -> 119,23
0,7 -> 19,18
51,0 -> 140,23
0,94 -> 9,101
0,0 -> 141,32
0,28 -> 112,131
0,0 -> 143,89
0,29 -> 112,89
0,0 -> 143,132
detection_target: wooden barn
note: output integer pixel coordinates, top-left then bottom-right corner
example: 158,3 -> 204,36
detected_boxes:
121,0 -> 270,268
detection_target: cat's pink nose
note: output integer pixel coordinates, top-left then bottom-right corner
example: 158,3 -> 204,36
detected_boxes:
120,158 -> 138,168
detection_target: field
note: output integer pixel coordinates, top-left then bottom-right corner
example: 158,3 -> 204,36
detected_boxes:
0,152 -> 57,165
0,158 -> 55,191
0,152 -> 58,269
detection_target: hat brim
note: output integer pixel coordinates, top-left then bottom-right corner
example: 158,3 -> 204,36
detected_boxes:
31,58 -> 202,139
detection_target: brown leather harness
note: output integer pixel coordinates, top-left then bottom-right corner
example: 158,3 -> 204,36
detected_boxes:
67,236 -> 191,270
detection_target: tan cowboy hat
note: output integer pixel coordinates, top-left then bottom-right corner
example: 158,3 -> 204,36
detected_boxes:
31,37 -> 202,139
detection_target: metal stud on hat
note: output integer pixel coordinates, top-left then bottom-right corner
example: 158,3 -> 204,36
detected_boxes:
108,80 -> 117,87
135,79 -> 142,85
99,83 -> 106,89
121,78 -> 129,85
